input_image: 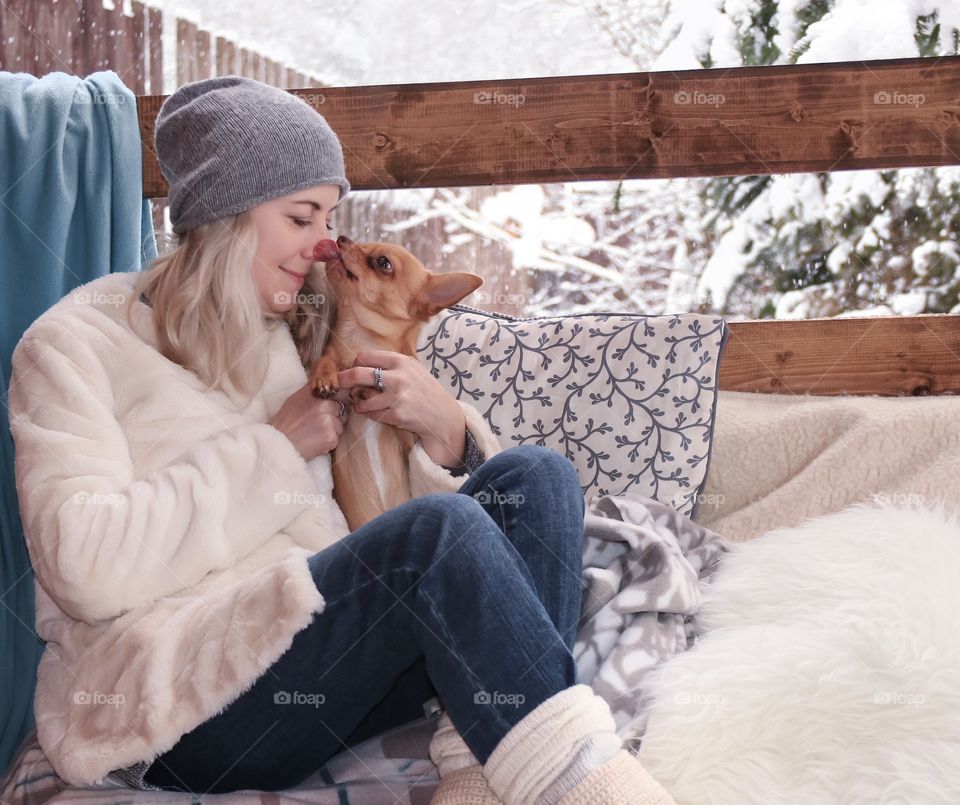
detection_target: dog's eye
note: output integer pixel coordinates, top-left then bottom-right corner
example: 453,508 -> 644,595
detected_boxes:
372,255 -> 393,274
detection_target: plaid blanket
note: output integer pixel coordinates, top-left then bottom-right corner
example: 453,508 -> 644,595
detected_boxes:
1,492 -> 729,803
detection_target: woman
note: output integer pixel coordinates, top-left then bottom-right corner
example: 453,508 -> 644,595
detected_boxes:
7,76 -> 674,804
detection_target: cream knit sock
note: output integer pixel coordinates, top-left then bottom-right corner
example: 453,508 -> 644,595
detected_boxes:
481,684 -> 624,805
429,711 -> 481,777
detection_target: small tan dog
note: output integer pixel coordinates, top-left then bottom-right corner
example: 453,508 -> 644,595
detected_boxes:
305,236 -> 482,531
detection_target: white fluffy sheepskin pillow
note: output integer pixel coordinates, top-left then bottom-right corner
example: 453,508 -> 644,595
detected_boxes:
635,501 -> 960,805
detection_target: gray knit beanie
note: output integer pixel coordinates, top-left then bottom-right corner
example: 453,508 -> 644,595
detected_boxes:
154,75 -> 350,234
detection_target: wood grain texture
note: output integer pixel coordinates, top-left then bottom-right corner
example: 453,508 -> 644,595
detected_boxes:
721,315 -> 960,396
139,56 -> 960,196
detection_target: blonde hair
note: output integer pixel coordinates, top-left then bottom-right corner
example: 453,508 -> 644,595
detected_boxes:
124,211 -> 336,407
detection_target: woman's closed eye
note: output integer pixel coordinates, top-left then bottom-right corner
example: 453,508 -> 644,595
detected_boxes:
290,217 -> 335,233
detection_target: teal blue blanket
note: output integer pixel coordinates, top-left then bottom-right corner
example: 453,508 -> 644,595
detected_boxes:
0,69 -> 157,777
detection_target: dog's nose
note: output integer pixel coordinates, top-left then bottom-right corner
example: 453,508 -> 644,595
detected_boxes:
336,236 -> 354,248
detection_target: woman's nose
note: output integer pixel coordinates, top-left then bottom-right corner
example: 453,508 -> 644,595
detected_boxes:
313,239 -> 341,262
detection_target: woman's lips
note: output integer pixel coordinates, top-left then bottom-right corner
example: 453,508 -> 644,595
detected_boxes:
279,266 -> 306,283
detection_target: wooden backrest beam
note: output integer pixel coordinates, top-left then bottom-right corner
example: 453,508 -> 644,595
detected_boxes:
138,56 -> 960,196
719,314 -> 960,396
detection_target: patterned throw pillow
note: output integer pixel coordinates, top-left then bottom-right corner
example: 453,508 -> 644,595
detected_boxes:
416,305 -> 729,519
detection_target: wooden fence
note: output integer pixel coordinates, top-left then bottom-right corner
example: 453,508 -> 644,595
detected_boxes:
0,1 -> 326,92
173,17 -> 323,89
0,0 -> 327,237
0,0 -> 161,92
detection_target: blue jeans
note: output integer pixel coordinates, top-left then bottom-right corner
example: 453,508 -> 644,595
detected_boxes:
142,445 -> 586,794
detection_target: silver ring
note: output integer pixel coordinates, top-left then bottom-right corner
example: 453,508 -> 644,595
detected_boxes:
373,366 -> 385,392
337,399 -> 347,417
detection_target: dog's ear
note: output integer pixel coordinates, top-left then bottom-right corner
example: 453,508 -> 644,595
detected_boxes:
412,272 -> 484,320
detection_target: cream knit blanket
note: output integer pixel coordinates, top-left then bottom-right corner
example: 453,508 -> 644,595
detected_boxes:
695,390 -> 960,541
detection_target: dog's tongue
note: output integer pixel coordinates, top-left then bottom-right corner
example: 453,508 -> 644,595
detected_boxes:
313,239 -> 341,262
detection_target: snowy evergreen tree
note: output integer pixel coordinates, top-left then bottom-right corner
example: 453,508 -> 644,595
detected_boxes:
672,1 -> 960,318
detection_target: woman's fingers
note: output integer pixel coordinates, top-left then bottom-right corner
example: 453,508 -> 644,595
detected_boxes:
336,365 -> 390,390
351,389 -> 391,414
352,349 -> 401,369
337,350 -> 411,390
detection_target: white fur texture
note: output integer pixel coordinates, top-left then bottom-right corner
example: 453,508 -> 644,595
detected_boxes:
636,502 -> 960,804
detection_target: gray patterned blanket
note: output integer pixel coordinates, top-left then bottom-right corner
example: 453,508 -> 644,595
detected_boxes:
574,492 -> 730,749
1,492 -> 729,804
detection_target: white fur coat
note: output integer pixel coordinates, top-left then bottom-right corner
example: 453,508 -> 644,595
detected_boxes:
7,271 -> 503,786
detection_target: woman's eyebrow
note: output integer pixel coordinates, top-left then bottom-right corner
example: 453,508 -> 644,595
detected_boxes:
291,200 -> 323,211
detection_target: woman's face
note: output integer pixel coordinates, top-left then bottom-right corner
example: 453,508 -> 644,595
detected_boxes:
248,184 -> 341,316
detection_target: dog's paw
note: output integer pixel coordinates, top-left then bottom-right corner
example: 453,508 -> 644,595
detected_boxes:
309,357 -> 340,399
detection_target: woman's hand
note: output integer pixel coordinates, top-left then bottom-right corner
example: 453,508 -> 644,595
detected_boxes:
338,350 -> 467,467
267,382 -> 352,462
